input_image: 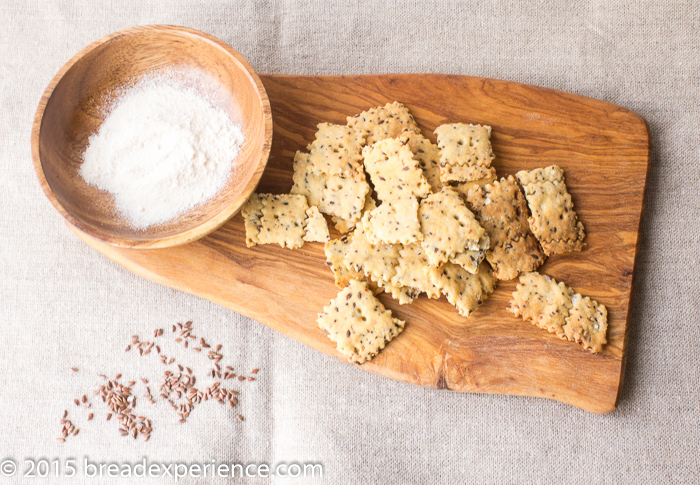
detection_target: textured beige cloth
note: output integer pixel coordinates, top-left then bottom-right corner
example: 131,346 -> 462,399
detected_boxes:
1,0 -> 698,483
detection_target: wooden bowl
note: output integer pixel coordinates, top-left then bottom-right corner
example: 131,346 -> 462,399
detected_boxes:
31,25 -> 272,248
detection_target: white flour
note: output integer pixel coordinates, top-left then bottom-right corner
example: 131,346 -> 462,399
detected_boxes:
80,78 -> 244,229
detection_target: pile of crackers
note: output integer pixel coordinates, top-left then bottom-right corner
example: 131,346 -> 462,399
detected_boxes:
242,102 -> 608,364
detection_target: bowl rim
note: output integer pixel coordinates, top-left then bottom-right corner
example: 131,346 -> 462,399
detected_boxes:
31,25 -> 273,249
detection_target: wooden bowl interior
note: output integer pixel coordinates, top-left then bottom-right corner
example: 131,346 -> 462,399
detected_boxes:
38,29 -> 267,242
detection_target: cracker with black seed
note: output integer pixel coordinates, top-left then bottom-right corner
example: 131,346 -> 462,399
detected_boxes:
321,174 -> 370,223
362,137 -> 431,202
391,244 -> 441,299
433,261 -> 496,318
317,279 -> 406,364
291,151 -> 327,209
401,130 -> 442,193
435,123 -> 495,183
515,165 -> 586,255
563,294 -> 608,353
256,194 -> 309,249
303,206 -> 329,243
509,272 -> 574,336
509,272 -> 608,353
362,197 -> 422,245
466,176 -> 544,280
307,123 -> 365,178
418,187 -> 488,267
450,249 -> 487,275
347,101 -> 421,146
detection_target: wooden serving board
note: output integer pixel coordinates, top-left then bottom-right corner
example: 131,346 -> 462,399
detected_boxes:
74,75 -> 650,414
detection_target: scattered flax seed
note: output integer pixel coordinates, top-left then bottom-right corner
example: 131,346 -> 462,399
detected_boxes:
251,368 -> 259,374
60,320 -> 254,444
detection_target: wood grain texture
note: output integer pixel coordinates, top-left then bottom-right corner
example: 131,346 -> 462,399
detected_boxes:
32,25 -> 272,248
72,74 -> 650,413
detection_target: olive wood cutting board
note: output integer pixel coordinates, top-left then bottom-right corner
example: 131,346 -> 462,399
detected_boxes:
73,74 -> 650,414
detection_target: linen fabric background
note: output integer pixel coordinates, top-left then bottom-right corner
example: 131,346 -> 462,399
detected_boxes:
1,1 -> 698,483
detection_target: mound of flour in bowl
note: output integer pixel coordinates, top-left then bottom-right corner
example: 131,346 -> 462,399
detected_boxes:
80,78 -> 245,229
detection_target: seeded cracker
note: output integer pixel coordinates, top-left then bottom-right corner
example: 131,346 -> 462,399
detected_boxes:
418,187 -> 488,267
325,237 -> 365,288
347,101 -> 421,145
509,272 -> 574,336
331,193 -> 376,234
391,244 -> 441,299
434,261 -> 496,318
466,176 -> 544,280
291,151 -> 327,209
362,137 -> 431,202
362,197 -> 422,245
307,123 -> 365,178
515,165 -> 586,255
303,207 -> 330,243
401,130 -> 442,193
564,294 -> 608,353
241,193 -> 265,247
509,272 -> 608,353
317,280 -> 406,364
256,194 -> 309,249
321,174 -> 370,223
435,123 -> 495,183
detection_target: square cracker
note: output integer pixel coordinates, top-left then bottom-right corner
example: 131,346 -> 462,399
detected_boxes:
241,193 -> 265,248
321,174 -> 370,223
362,197 -> 422,246
515,165 -> 585,255
347,101 -> 420,146
324,237 -> 365,288
291,151 -> 327,209
391,244 -> 441,299
418,187 -> 488,267
435,123 -> 495,183
509,272 -> 574,336
563,294 -> 608,353
307,123 -> 365,178
401,130 -> 443,193
433,261 -> 496,318
362,137 -> 431,202
257,194 -> 309,249
303,206 -> 329,243
317,279 -> 406,364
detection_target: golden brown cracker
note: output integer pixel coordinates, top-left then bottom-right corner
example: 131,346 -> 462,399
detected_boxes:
347,101 -> 421,145
418,187 -> 488,267
435,123 -> 495,183
362,137 -> 431,202
317,280 -> 405,364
